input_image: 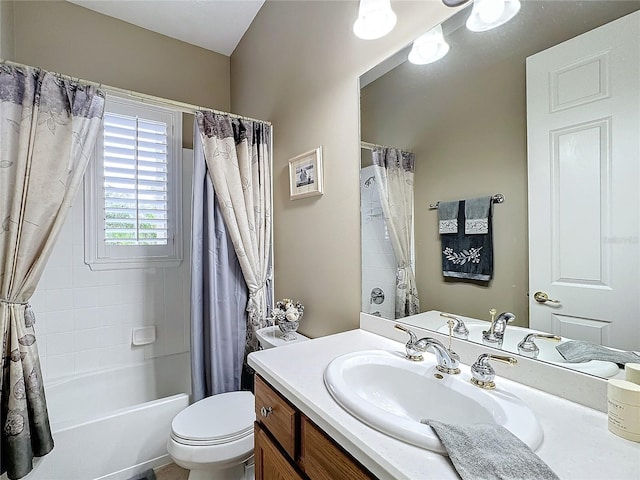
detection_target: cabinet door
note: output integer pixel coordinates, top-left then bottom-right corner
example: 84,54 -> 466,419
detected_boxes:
300,416 -> 375,480
255,423 -> 305,480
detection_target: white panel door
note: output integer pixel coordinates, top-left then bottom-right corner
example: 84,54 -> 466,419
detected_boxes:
527,10 -> 640,351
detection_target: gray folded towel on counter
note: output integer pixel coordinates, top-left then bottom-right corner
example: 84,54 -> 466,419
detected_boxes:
556,341 -> 640,366
428,420 -> 559,480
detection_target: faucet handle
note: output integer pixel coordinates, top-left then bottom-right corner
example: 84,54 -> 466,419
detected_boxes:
470,353 -> 518,389
517,333 -> 561,358
440,312 -> 469,340
394,324 -> 423,361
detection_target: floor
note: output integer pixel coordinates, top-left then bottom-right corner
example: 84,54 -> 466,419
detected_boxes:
154,463 -> 189,480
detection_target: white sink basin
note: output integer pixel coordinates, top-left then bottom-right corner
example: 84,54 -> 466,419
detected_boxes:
324,350 -> 543,454
437,323 -> 620,378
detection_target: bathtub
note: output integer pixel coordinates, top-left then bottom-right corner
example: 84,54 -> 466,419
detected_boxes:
21,353 -> 190,480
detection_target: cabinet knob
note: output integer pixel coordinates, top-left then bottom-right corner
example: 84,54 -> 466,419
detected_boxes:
260,406 -> 273,418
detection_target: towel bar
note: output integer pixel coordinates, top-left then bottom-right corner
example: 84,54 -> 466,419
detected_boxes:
429,193 -> 504,210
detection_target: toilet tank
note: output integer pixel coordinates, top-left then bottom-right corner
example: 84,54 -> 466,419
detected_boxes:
256,326 -> 309,349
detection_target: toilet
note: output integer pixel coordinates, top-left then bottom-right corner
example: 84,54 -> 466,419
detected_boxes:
167,326 -> 309,480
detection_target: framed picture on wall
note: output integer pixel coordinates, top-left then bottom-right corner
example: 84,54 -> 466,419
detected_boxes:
288,147 -> 324,200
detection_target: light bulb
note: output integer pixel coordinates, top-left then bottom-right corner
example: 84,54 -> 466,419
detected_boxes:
417,42 -> 440,60
362,11 -> 392,33
478,0 -> 505,24
466,0 -> 520,32
353,0 -> 397,40
408,24 -> 450,65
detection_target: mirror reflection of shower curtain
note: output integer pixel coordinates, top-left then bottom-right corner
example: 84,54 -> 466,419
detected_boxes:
360,165 -> 397,318
372,147 -> 419,318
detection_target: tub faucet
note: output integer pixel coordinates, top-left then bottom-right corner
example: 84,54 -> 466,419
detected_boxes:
394,324 -> 461,375
482,311 -> 516,348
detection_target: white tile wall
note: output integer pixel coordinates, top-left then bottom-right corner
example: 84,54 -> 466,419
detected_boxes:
30,150 -> 193,381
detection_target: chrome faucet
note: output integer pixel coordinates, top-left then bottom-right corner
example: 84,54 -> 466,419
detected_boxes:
470,353 -> 518,389
482,310 -> 516,348
440,312 -> 469,340
517,333 -> 561,358
394,324 -> 461,375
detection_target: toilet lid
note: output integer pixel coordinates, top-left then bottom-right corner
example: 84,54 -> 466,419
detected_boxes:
171,391 -> 255,446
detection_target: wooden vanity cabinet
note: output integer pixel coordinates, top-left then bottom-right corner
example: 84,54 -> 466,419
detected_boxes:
254,375 -> 376,480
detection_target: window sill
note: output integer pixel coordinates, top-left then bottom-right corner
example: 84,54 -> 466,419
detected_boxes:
85,257 -> 182,271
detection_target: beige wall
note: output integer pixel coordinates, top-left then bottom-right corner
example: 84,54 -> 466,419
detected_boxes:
362,57 -> 529,326
1,0 -> 15,59
231,1 -> 458,338
4,0 -> 230,376
11,0 -> 230,147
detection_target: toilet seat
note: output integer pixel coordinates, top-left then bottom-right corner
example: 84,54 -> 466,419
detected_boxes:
170,391 -> 255,447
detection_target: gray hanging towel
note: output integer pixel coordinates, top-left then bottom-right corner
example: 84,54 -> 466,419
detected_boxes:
438,200 -> 459,234
440,196 -> 493,281
465,196 -> 491,234
427,420 -> 559,480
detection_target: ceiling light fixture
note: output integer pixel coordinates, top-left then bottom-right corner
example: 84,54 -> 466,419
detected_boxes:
353,0 -> 397,40
408,24 -> 450,65
466,0 -> 521,32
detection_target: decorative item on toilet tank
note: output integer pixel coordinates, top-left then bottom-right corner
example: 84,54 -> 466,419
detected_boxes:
269,298 -> 304,341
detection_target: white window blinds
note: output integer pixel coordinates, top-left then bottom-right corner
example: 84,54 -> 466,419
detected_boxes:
103,113 -> 169,246
84,95 -> 183,270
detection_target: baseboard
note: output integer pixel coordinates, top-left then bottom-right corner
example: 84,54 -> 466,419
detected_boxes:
95,454 -> 171,480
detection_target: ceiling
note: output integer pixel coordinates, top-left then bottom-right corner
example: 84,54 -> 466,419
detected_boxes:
66,0 -> 265,56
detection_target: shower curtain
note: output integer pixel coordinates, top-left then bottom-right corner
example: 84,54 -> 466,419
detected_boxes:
191,123 -> 248,398
192,112 -> 272,394
373,147 -> 420,318
0,63 -> 105,479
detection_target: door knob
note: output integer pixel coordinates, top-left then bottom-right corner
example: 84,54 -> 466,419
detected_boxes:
533,291 -> 560,304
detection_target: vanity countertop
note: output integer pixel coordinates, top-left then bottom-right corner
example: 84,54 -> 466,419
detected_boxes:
248,328 -> 640,480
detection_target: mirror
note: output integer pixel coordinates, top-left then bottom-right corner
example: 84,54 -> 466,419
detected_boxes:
359,0 -> 640,377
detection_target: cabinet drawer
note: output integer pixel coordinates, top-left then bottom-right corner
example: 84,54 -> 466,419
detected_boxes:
255,375 -> 297,459
300,416 -> 375,480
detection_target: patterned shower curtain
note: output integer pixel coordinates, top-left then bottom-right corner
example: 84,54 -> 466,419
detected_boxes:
195,112 -> 272,357
0,63 -> 105,479
372,147 -> 420,318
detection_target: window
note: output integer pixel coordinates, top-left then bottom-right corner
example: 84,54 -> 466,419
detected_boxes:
85,95 -> 182,270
